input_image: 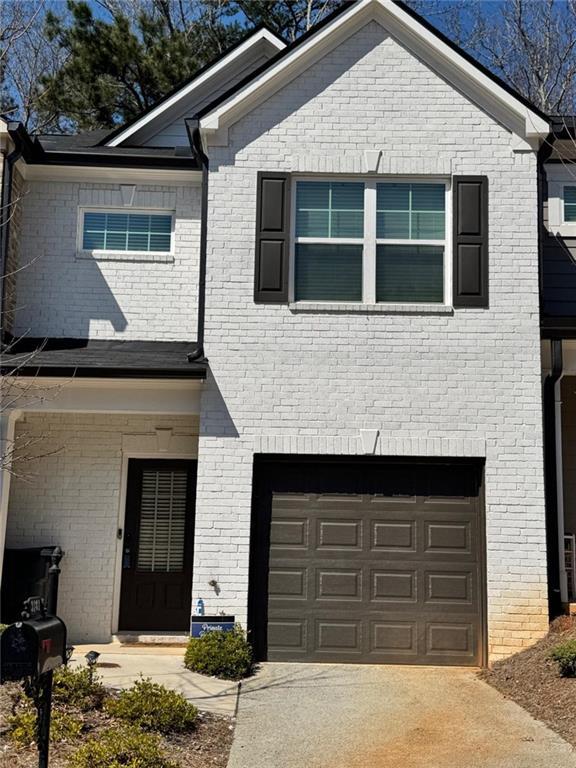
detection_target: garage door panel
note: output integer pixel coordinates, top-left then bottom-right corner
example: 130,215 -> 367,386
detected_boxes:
372,520 -> 416,552
425,570 -> 474,606
268,567 -> 307,599
268,620 -> 307,653
316,620 -> 361,653
317,519 -> 362,549
270,518 -> 309,548
426,622 -> 476,659
317,568 -> 362,600
371,568 -> 417,603
371,621 -> 418,656
260,461 -> 484,666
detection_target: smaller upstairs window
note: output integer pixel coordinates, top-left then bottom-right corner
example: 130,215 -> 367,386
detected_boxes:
81,211 -> 173,253
564,186 -> 576,223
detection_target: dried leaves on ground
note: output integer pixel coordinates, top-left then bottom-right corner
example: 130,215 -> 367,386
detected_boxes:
0,681 -> 234,768
481,616 -> 576,747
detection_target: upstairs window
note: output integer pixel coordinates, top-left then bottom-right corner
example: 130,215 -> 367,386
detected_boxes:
564,186 -> 576,223
376,182 -> 445,303
295,181 -> 364,301
81,211 -> 173,254
293,179 -> 447,304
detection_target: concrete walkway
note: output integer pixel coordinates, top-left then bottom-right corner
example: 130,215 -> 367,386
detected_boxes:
71,644 -> 239,716
228,663 -> 576,768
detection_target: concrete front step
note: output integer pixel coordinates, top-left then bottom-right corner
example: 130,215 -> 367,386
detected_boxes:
113,632 -> 189,646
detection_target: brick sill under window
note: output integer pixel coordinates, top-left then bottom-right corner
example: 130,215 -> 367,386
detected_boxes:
288,302 -> 454,315
76,250 -> 174,263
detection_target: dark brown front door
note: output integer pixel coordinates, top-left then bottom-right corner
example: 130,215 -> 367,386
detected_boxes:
251,458 -> 485,666
119,459 -> 196,631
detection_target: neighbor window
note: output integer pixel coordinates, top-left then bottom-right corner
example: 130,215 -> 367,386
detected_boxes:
564,186 -> 576,223
81,211 -> 173,253
294,180 -> 447,303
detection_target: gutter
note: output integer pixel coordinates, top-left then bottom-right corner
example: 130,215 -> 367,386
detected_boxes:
0,130 -> 23,342
185,118 -> 208,362
543,338 -> 564,617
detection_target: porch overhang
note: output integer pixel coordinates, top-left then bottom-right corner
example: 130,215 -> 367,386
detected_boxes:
1,338 -> 207,380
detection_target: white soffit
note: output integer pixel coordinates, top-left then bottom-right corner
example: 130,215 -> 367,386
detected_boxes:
199,0 -> 550,140
106,28 -> 286,147
19,162 -> 202,185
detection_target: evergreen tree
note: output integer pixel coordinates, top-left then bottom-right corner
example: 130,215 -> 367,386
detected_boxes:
37,0 -> 243,131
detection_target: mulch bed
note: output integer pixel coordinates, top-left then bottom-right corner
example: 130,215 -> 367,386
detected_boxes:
480,615 -> 576,747
0,682 -> 234,768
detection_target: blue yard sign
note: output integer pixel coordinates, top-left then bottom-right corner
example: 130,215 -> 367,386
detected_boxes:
190,615 -> 235,638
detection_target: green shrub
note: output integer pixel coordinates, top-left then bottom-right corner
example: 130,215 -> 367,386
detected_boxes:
53,664 -> 107,710
550,639 -> 576,677
67,725 -> 178,768
184,625 -> 254,680
8,708 -> 83,746
0,623 -> 7,634
104,678 -> 198,733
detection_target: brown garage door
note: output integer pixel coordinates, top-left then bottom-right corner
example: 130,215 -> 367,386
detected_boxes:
252,459 -> 484,666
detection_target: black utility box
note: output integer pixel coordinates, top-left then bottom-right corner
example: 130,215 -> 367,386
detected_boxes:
0,614 -> 67,682
1,547 -> 60,624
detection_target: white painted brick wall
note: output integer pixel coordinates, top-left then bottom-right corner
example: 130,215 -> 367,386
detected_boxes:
5,412 -> 199,643
13,182 -> 201,340
194,21 -> 548,661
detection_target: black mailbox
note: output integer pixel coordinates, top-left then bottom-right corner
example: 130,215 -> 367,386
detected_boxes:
0,614 -> 67,682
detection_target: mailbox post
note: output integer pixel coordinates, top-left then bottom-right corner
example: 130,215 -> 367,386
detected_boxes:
0,597 -> 67,768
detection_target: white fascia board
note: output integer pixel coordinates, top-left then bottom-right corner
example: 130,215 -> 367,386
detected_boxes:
106,28 -> 286,147
200,0 -> 549,140
20,163 -> 202,185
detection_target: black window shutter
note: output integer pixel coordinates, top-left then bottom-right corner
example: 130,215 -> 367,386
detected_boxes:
254,172 -> 290,303
453,176 -> 488,308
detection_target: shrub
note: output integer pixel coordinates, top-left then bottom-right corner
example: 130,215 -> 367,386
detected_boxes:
0,623 -> 7,634
9,708 -> 83,746
67,725 -> 178,768
550,639 -> 576,678
184,625 -> 254,680
53,664 -> 107,711
104,678 -> 198,733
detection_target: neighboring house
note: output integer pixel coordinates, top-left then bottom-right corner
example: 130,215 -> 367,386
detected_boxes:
0,0 -> 575,667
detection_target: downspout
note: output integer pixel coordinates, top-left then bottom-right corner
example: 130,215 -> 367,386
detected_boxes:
185,118 -> 208,362
543,338 -> 564,617
554,355 -> 568,604
0,138 -> 22,342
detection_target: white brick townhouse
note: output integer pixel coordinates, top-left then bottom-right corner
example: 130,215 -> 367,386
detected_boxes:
1,0 -> 576,666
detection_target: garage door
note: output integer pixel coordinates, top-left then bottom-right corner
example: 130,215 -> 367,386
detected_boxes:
252,459 -> 484,666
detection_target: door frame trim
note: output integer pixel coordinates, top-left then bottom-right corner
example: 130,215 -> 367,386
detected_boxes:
111,451 -> 198,635
248,454 -> 488,667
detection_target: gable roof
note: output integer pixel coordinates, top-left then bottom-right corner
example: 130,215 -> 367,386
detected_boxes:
102,25 -> 286,147
197,0 -> 550,139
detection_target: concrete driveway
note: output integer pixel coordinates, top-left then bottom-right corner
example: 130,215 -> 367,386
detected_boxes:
227,663 -> 576,768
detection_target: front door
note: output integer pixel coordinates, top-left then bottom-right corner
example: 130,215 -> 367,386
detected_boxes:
119,459 -> 197,631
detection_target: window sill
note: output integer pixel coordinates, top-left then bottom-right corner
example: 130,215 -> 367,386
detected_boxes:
548,225 -> 576,238
76,250 -> 174,263
288,302 -> 454,315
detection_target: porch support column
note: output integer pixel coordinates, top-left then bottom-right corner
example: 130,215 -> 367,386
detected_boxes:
0,407 -> 21,583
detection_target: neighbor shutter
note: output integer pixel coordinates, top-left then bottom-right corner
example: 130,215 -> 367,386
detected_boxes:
254,172 -> 290,303
453,176 -> 488,308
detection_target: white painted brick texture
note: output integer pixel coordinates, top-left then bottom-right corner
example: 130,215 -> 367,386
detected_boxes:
5,413 -> 199,643
13,182 -> 201,340
195,21 -> 547,661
